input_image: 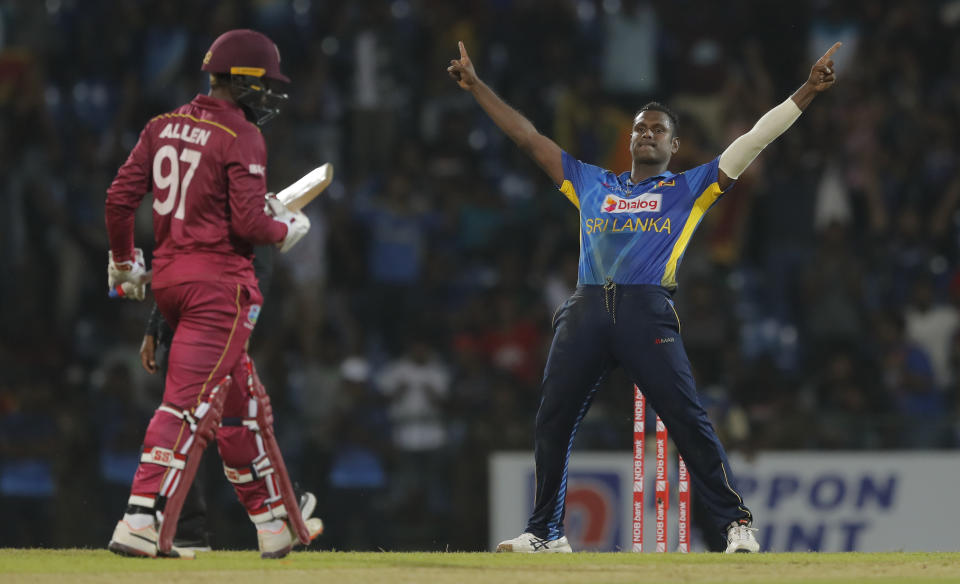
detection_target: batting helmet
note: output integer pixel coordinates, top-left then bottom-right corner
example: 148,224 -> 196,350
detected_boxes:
202,29 -> 290,125
202,29 -> 289,82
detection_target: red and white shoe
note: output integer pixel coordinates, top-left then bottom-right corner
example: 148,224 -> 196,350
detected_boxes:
257,492 -> 324,559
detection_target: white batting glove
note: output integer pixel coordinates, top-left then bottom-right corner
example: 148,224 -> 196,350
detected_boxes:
108,248 -> 146,286
108,249 -> 149,301
265,194 -> 311,253
111,281 -> 147,301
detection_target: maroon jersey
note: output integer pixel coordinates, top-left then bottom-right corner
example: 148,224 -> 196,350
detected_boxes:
105,94 -> 287,288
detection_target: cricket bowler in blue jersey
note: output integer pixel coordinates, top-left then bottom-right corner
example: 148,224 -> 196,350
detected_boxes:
449,40 -> 841,553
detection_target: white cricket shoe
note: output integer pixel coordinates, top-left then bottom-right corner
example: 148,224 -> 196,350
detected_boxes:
724,520 -> 760,553
108,519 -> 196,559
258,492 -> 324,559
258,517 -> 324,558
496,532 -> 572,553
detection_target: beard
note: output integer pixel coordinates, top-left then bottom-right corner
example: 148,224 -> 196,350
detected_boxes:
632,147 -> 665,165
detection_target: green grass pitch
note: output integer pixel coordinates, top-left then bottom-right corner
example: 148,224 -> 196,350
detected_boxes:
2,549 -> 959,583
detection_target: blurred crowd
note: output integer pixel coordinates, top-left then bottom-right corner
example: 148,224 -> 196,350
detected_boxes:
2,0 -> 960,551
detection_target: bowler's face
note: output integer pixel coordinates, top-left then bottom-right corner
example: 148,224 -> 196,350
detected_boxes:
630,111 -> 679,165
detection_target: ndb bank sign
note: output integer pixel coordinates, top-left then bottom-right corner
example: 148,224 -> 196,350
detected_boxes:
489,452 -> 960,552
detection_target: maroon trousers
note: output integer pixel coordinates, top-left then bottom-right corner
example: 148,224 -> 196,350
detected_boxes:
127,281 -> 279,521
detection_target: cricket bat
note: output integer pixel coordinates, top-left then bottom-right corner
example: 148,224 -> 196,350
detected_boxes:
275,163 -> 334,212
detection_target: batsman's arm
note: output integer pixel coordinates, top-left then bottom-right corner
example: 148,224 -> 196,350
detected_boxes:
448,41 -> 563,185
717,42 -> 842,191
140,332 -> 158,374
105,128 -> 153,262
225,131 -> 311,253
145,303 -> 162,338
225,134 -> 288,245
140,303 -> 164,373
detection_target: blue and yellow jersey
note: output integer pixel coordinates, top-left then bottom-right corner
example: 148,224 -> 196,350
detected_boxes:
558,151 -> 729,290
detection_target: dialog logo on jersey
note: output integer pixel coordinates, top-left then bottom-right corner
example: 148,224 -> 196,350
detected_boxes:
602,192 -> 662,213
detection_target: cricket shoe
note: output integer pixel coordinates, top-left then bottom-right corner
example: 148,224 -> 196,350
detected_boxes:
496,532 -> 572,553
258,491 -> 324,559
108,518 -> 196,559
724,520 -> 760,553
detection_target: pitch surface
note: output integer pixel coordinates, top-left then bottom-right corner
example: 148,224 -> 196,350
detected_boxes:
2,549 -> 959,583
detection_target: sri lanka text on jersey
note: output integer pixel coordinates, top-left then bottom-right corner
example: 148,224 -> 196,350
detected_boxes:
584,217 -> 672,235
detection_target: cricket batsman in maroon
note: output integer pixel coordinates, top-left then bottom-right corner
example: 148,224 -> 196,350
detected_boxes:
105,29 -> 322,559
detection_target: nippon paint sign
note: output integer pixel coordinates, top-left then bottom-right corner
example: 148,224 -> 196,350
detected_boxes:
488,451 -> 960,552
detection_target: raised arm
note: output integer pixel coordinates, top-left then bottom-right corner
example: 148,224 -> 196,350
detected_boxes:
447,41 -> 564,185
717,42 -> 842,191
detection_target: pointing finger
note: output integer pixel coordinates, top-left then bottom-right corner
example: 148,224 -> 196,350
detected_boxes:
459,40 -> 468,60
820,41 -> 842,62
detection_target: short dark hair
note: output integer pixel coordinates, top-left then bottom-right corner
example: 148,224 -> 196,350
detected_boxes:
636,101 -> 679,137
210,72 -> 231,88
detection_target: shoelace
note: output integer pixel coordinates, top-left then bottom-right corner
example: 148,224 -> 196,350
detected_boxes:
728,524 -> 758,542
525,534 -> 560,551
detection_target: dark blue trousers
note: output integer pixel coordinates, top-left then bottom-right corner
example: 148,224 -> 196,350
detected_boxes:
527,284 -> 752,541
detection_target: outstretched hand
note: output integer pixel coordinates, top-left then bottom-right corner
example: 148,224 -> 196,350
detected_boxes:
806,42 -> 842,92
447,41 -> 479,90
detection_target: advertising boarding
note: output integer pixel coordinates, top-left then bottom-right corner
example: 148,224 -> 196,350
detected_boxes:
489,451 -> 960,552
